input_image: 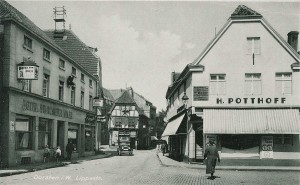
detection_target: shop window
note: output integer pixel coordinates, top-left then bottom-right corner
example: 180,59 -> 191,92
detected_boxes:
220,134 -> 259,150
245,73 -> 261,95
59,59 -> 65,69
275,73 -> 292,95
42,74 -> 50,97
247,37 -> 260,55
85,130 -> 94,151
15,115 -> 33,150
22,80 -> 31,92
210,74 -> 226,95
80,91 -> 84,108
38,118 -> 51,149
59,81 -> 64,101
24,35 -> 32,49
43,48 -> 50,61
274,134 -> 293,145
71,86 -> 76,105
68,129 -> 78,151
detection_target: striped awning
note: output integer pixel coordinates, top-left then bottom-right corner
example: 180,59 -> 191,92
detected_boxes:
203,109 -> 300,134
162,114 -> 185,136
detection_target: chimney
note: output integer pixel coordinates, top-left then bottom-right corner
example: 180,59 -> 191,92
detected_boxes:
287,31 -> 299,52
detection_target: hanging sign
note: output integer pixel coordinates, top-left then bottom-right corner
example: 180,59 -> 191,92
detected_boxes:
17,66 -> 39,80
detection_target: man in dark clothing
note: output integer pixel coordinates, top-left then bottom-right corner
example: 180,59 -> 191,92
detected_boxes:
66,141 -> 74,160
204,138 -> 220,179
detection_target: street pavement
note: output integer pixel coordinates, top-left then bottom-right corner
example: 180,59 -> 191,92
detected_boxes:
1,149 -> 299,185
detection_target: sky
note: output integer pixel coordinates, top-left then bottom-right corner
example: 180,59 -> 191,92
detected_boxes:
8,0 -> 300,111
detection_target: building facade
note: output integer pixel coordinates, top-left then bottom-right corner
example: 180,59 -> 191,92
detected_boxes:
0,1 -> 100,167
163,5 -> 300,164
108,88 -> 156,149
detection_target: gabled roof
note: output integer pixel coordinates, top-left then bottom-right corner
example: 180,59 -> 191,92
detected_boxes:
103,87 -> 115,101
115,90 -> 136,105
193,5 -> 300,66
0,0 -> 59,49
0,0 -> 98,80
44,30 -> 99,75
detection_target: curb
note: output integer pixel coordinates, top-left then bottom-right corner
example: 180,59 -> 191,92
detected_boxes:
156,153 -> 300,172
0,153 -> 113,177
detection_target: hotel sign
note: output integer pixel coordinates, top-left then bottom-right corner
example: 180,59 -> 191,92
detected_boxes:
216,97 -> 286,105
17,66 -> 39,80
22,100 -> 72,119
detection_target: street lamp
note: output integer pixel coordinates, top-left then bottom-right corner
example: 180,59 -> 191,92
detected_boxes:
182,92 -> 189,108
182,92 -> 190,163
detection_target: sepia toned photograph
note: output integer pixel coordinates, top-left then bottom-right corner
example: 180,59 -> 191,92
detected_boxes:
0,0 -> 299,184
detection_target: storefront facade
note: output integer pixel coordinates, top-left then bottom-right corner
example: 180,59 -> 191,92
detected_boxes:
0,1 -> 99,167
163,5 -> 300,164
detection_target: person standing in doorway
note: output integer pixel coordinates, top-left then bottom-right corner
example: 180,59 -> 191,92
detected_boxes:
204,138 -> 220,180
55,146 -> 62,162
66,141 -> 74,160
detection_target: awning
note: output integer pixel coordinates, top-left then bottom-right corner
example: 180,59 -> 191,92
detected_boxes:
162,114 -> 185,136
203,109 -> 300,134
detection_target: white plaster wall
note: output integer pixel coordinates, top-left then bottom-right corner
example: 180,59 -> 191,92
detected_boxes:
191,21 -> 300,108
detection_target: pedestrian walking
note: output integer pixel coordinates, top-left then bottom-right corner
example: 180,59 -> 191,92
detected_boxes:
66,141 -> 74,160
43,145 -> 50,163
55,146 -> 62,162
204,138 -> 220,179
161,143 -> 166,156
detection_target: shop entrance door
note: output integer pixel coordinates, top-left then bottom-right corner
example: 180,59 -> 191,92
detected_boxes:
57,121 -> 65,155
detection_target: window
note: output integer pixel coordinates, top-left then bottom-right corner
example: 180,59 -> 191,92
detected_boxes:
38,118 -> 51,149
59,81 -> 64,101
68,130 -> 77,151
24,35 -> 32,49
43,48 -> 50,61
210,74 -> 226,95
247,37 -> 260,54
89,95 -> 93,111
22,80 -> 31,92
59,59 -> 65,69
89,79 -> 93,87
81,73 -> 85,82
42,74 -> 50,97
245,73 -> 261,95
72,67 -> 76,76
80,91 -> 84,108
274,134 -> 292,145
71,86 -> 76,105
15,115 -> 33,150
275,73 -> 292,95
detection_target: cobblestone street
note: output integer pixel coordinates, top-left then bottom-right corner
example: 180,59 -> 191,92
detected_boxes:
1,150 -> 299,185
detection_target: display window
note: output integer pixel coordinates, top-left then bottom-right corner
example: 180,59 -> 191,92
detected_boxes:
38,118 -> 52,149
68,129 -> 78,151
15,115 -> 33,150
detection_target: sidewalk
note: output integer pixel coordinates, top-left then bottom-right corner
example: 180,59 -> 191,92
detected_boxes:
156,152 -> 300,171
0,152 -> 112,177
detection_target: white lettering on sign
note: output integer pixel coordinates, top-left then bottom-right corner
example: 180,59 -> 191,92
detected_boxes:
216,97 -> 286,104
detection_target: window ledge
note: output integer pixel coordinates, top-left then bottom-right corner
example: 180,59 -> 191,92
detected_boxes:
43,57 -> 51,63
23,44 -> 34,53
81,80 -> 85,84
59,67 -> 65,71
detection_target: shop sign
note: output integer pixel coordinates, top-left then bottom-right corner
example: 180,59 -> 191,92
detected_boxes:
130,131 -> 136,138
194,86 -> 209,101
22,100 -> 72,119
17,66 -> 39,80
93,98 -> 103,107
85,113 -> 96,125
260,136 -> 273,159
216,97 -> 286,105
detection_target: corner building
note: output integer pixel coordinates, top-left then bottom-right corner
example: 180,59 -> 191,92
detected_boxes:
163,5 -> 300,164
0,1 -> 100,167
